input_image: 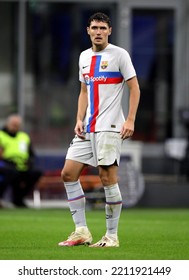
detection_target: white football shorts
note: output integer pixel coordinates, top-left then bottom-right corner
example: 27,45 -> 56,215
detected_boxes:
66,131 -> 123,167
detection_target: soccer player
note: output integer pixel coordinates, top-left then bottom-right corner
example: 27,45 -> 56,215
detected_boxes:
58,12 -> 140,247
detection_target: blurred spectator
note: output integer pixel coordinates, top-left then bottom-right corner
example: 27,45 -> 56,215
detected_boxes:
0,114 -> 42,207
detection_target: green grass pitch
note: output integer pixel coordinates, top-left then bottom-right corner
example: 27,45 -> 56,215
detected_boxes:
0,208 -> 189,260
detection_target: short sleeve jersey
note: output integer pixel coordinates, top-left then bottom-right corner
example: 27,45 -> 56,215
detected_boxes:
79,43 -> 136,133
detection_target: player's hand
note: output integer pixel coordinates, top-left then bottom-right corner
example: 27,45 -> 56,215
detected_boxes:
120,119 -> 134,140
74,120 -> 86,139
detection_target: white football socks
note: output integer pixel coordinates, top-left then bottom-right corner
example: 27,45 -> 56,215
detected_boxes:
104,183 -> 122,238
64,181 -> 122,238
64,180 -> 87,230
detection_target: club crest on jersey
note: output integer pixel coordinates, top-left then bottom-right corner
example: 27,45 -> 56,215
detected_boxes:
101,61 -> 108,69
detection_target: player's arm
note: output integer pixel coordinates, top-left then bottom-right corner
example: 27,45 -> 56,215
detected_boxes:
120,76 -> 140,139
74,82 -> 88,138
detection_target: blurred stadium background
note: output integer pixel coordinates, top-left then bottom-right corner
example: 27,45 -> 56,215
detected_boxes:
0,0 -> 189,208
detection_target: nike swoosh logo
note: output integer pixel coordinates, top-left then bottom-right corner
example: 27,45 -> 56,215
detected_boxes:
98,158 -> 104,161
71,210 -> 77,216
82,65 -> 89,69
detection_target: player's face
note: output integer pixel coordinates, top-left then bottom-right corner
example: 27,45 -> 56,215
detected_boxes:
87,20 -> 112,51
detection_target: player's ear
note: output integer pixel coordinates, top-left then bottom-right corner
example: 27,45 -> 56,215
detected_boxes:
108,27 -> 112,36
87,27 -> 90,35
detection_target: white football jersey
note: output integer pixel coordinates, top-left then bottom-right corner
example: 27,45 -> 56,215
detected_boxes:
79,43 -> 136,132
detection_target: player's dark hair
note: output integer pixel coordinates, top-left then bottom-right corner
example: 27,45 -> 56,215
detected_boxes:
87,12 -> 111,27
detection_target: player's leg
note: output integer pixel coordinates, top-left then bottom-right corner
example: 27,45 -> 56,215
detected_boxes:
59,135 -> 94,246
61,160 -> 86,227
90,164 -> 122,247
59,159 -> 92,246
90,132 -> 122,247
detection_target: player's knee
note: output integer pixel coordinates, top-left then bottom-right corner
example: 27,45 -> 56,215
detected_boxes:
61,169 -> 71,182
99,174 -> 112,186
101,177 -> 109,186
61,168 -> 79,182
